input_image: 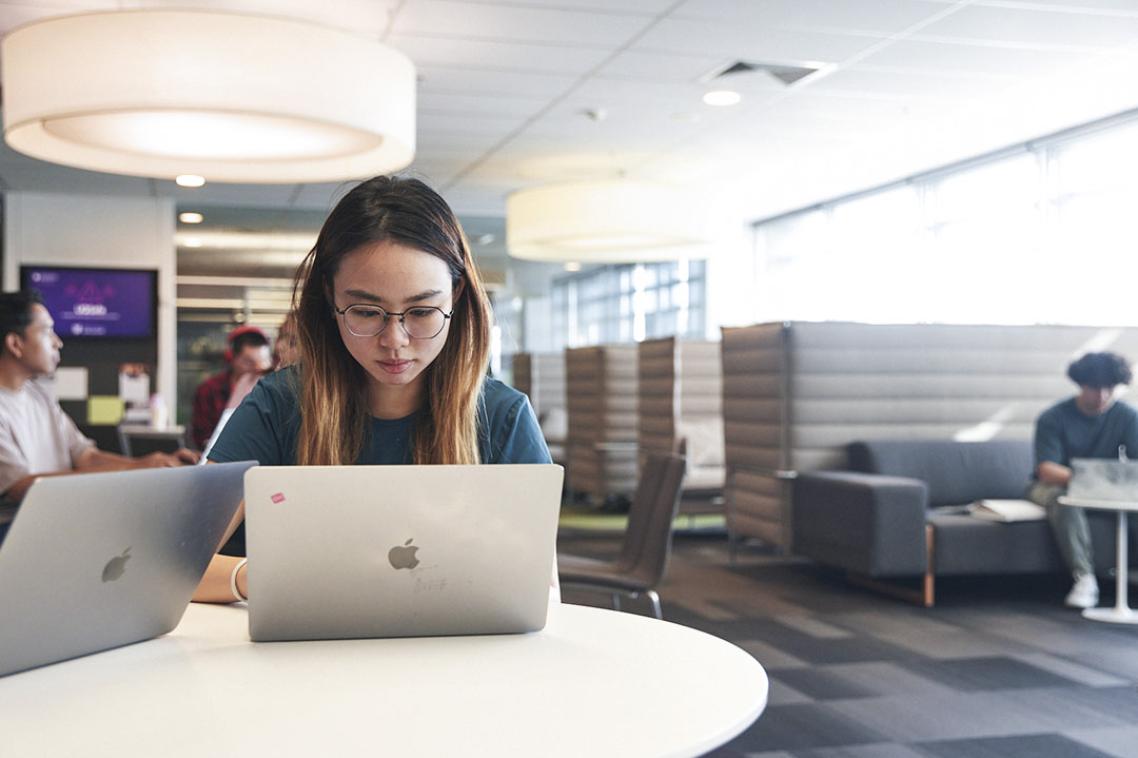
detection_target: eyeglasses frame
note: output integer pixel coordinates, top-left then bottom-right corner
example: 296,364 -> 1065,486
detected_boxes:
333,303 -> 453,340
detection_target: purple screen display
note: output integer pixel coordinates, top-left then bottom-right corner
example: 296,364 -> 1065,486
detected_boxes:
23,268 -> 155,338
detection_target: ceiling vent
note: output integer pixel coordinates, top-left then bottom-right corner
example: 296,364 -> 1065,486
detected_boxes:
703,60 -> 821,87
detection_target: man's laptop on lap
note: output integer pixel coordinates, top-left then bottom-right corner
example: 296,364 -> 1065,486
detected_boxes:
1068,458 -> 1138,502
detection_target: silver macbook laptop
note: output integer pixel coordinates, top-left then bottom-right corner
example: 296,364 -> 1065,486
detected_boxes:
244,464 -> 564,642
0,461 -> 254,676
1068,458 -> 1138,501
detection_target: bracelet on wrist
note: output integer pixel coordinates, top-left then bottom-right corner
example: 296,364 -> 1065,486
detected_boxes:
229,558 -> 248,602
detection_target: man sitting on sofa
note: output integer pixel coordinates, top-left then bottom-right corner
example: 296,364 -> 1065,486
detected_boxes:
1028,351 -> 1138,609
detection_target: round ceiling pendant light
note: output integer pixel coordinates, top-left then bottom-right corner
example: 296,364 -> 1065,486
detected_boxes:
1,10 -> 416,183
506,180 -> 712,263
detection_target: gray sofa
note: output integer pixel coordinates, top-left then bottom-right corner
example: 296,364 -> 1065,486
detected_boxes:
792,439 -> 1132,606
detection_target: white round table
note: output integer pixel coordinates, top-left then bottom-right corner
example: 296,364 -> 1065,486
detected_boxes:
1059,495 -> 1138,624
0,602 -> 767,757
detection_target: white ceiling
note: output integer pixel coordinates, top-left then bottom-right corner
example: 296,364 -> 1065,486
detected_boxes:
2,0 -> 1138,233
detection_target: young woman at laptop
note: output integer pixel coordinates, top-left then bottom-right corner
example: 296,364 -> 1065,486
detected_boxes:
192,176 -> 552,603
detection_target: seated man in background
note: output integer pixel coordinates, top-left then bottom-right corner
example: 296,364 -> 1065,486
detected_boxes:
1027,351 -> 1138,609
191,325 -> 273,449
272,310 -> 300,369
0,290 -> 198,505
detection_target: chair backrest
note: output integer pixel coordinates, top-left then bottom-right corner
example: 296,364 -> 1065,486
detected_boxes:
617,453 -> 669,570
624,452 -> 686,587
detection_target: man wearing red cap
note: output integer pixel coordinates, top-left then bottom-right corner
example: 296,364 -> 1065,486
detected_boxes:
191,326 -> 272,450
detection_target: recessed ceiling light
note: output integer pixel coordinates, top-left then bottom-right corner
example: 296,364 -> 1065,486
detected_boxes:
476,233 -> 496,245
176,174 -> 206,188
183,237 -> 203,248
179,211 -> 204,224
564,262 -> 582,272
702,90 -> 741,107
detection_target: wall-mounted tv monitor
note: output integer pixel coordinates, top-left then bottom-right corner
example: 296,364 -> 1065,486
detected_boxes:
20,266 -> 157,339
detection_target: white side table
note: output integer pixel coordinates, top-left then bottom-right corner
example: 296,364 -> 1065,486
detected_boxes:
1058,495 -> 1138,624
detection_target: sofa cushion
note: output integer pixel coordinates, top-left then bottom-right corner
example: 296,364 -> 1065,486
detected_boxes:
929,513 -> 1065,575
848,440 -> 1033,508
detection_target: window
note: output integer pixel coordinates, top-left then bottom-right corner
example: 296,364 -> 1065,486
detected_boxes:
528,260 -> 707,350
749,113 -> 1138,327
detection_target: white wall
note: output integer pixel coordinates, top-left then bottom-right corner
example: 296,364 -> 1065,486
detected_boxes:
3,192 -> 178,414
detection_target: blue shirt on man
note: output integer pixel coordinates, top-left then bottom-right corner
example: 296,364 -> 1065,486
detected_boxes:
208,367 -> 551,466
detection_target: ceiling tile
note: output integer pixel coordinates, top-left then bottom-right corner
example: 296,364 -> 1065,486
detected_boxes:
388,34 -> 612,74
418,111 -> 529,136
806,64 -> 1016,100
418,91 -> 551,118
417,131 -> 508,155
0,163 -> 153,196
418,65 -> 577,97
974,0 -> 1138,14
435,182 -> 510,216
912,4 -> 1138,49
288,182 -> 359,211
633,18 -> 886,63
778,89 -> 968,123
569,76 -> 712,106
674,0 -> 952,35
466,0 -> 673,11
597,49 -> 727,81
166,182 -> 301,208
858,37 -> 1088,75
390,1 -> 649,46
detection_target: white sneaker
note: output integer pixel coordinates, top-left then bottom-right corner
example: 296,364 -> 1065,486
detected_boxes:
1065,574 -> 1099,609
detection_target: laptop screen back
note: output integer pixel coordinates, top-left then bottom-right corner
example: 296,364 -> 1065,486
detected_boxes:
0,461 -> 253,676
244,464 -> 563,642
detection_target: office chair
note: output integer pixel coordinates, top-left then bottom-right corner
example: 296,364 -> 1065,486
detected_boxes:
558,451 -> 686,619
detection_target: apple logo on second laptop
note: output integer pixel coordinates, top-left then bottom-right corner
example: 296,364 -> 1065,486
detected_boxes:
102,547 -> 131,582
388,538 -> 420,570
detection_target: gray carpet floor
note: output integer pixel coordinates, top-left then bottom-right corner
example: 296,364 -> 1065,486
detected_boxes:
557,532 -> 1138,758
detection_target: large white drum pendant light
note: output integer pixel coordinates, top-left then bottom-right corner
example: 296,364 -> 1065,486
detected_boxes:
1,10 -> 416,183
506,180 -> 711,263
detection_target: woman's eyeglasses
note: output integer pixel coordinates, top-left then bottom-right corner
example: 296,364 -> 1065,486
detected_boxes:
334,304 -> 452,339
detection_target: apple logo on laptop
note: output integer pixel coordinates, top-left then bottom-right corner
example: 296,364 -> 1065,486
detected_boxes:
102,547 -> 131,582
388,539 -> 420,570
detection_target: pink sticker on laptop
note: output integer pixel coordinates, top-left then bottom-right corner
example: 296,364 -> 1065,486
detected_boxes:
270,492 -> 286,504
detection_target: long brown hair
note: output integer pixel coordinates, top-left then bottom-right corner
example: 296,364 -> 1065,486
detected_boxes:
293,176 -> 491,465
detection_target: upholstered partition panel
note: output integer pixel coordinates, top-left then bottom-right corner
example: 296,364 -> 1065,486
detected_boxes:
720,321 -> 1138,550
565,345 -> 639,500
637,338 -> 725,493
785,323 -> 1138,474
511,352 -> 565,420
511,351 -> 567,463
720,324 -> 789,547
638,337 -> 676,460
678,341 -> 725,488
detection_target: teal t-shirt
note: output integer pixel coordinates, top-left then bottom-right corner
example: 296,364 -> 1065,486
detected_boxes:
208,367 -> 551,466
1034,397 -> 1138,470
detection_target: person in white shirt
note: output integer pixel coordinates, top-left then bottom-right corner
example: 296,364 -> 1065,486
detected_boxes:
0,289 -> 198,505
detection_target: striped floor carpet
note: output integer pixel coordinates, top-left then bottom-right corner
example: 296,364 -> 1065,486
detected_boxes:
557,533 -> 1138,758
